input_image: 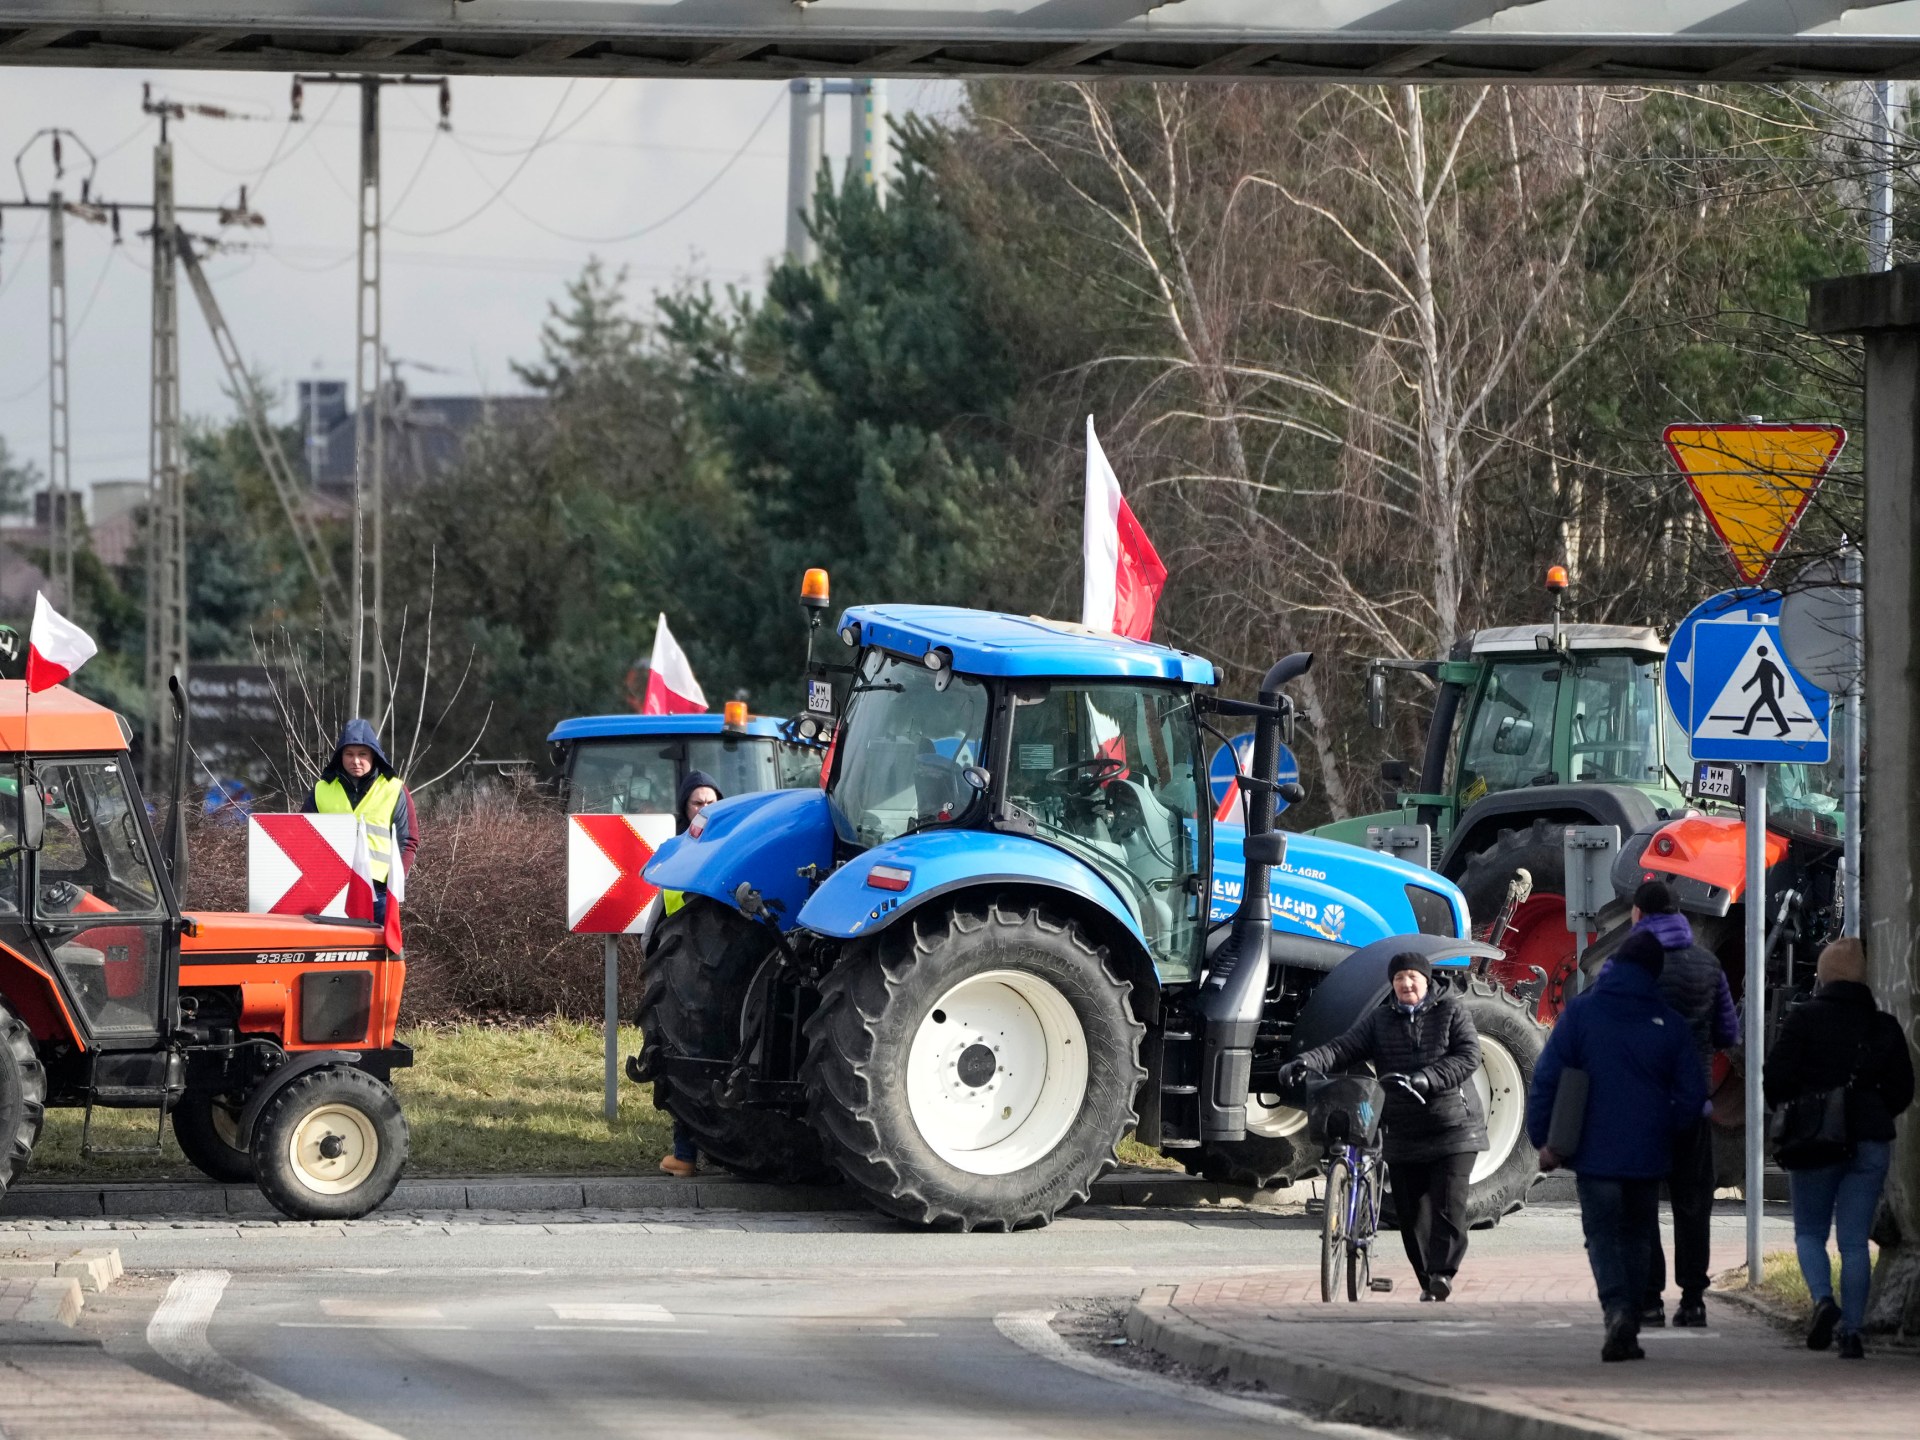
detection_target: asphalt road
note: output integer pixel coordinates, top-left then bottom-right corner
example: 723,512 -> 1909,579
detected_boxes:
12,1196 -> 1790,1440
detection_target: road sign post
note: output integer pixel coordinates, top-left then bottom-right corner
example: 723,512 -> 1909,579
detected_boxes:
1744,763 -> 1768,1288
1561,825 -> 1620,994
1665,588 -> 1829,1289
568,813 -> 677,1124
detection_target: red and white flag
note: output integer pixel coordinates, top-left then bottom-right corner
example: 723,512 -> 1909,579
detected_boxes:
641,614 -> 707,716
26,592 -> 97,693
1080,418 -> 1167,641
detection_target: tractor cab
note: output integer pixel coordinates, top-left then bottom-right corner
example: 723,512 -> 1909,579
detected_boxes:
548,710 -> 821,816
821,620 -> 1211,979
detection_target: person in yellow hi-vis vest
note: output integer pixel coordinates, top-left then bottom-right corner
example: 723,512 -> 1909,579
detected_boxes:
303,718 -> 419,925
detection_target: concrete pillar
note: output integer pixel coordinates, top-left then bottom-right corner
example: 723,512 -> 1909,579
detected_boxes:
1808,265 -> 1920,1334
786,79 -> 824,264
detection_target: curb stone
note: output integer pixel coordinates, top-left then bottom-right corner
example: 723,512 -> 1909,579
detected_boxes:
1124,1284 -> 1654,1440
2,1167 -> 1264,1219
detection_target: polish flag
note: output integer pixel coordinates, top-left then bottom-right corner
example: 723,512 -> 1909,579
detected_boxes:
1080,418 -> 1167,641
641,614 -> 707,716
26,592 -> 98,693
343,822 -> 378,923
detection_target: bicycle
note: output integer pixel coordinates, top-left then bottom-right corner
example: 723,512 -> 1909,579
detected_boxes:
1300,1071 -> 1426,1302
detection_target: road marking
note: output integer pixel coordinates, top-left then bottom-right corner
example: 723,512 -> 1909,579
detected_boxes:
321,1299 -> 446,1320
534,1325 -> 712,1334
993,1309 -> 1402,1439
149,1271 -> 412,1440
549,1302 -> 674,1323
280,1322 -> 473,1332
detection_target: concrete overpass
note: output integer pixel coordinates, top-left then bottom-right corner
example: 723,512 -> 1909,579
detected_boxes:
4,0 -> 1920,84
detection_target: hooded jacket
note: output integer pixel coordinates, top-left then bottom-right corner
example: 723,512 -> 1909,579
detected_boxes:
1527,960 -> 1706,1179
1764,980 -> 1914,1145
1636,910 -> 1738,1079
1293,988 -> 1488,1164
303,718 -> 418,872
675,770 -> 722,834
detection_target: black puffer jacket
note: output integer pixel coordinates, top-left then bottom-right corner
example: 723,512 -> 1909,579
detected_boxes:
1295,991 -> 1489,1164
1764,981 -> 1914,1145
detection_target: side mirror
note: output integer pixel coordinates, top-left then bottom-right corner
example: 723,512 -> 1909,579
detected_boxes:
19,777 -> 42,852
1492,715 -> 1535,756
1366,669 -> 1386,730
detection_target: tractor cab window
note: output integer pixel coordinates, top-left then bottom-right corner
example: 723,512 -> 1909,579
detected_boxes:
0,772 -> 22,914
32,759 -> 168,1038
830,651 -> 989,848
1003,684 -> 1206,973
1460,661 -> 1559,795
686,737 -> 780,800
1566,655 -> 1663,784
567,741 -> 680,816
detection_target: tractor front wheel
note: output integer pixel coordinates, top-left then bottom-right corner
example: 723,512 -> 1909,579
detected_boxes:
0,999 -> 46,1202
1176,1091 -> 1318,1189
803,902 -> 1145,1231
172,1089 -> 254,1183
636,898 -> 836,1185
250,1066 -> 409,1220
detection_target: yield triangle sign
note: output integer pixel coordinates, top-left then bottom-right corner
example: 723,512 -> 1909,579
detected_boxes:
1664,423 -> 1846,585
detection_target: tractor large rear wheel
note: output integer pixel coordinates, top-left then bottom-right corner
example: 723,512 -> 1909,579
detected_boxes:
172,1089 -> 255,1183
1459,977 -> 1549,1227
1458,818 -> 1579,1021
0,999 -> 46,1202
1175,1092 -> 1318,1189
803,902 -> 1145,1231
637,898 -> 835,1185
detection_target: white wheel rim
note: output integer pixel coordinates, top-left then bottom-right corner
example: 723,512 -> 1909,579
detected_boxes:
287,1103 -> 379,1196
905,968 -> 1088,1176
1246,1092 -> 1309,1140
1471,1036 -> 1525,1186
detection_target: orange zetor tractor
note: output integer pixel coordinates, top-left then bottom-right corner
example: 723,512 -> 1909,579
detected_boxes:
0,680 -> 411,1219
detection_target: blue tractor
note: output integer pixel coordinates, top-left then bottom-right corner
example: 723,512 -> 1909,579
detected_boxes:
636,605 -> 1546,1230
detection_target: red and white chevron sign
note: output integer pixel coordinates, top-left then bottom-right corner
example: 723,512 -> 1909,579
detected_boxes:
568,813 -> 678,934
248,814 -> 374,917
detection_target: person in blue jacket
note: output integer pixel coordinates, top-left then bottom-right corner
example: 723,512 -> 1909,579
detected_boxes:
1528,926 -> 1706,1363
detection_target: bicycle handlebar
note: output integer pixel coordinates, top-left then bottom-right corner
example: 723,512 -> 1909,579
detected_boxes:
1291,1068 -> 1429,1106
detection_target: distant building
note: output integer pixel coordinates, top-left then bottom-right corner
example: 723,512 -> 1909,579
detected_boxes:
296,378 -> 543,496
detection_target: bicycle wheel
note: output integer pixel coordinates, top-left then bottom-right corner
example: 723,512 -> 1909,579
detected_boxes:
1320,1156 -> 1350,1303
1347,1163 -> 1377,1302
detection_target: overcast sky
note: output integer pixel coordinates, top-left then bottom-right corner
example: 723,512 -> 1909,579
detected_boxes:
0,67 -> 963,501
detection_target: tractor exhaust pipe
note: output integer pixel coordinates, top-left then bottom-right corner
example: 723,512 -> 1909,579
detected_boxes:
1196,652 -> 1311,1142
163,673 -> 189,892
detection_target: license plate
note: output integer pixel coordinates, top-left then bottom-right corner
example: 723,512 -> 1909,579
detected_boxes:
1693,761 -> 1738,800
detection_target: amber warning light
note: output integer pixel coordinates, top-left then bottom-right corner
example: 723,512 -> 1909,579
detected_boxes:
800,568 -> 831,609
1544,565 -> 1570,592
723,700 -> 749,731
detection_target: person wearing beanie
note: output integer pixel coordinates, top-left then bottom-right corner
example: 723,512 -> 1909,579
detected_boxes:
1283,949 -> 1487,1300
1529,925 -> 1704,1361
1623,880 -> 1738,1330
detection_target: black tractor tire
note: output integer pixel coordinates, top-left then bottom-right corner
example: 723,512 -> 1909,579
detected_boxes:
1456,818 -> 1567,930
802,902 -> 1146,1231
1458,977 -> 1550,1229
0,999 -> 47,1201
172,1089 -> 255,1184
249,1065 -> 409,1220
636,897 -> 836,1185
1176,1106 -> 1318,1189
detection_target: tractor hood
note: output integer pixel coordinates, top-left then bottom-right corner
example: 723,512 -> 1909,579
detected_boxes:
1210,826 -> 1469,948
643,787 -> 836,929
180,911 -> 384,955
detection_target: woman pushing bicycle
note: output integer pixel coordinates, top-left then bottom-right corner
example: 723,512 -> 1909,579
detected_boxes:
1279,951 -> 1488,1301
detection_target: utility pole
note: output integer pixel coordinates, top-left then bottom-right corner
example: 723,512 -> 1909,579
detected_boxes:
144,107 -> 185,792
1870,81 -> 1894,273
3,129 -> 99,613
786,79 -> 892,263
292,74 -> 449,729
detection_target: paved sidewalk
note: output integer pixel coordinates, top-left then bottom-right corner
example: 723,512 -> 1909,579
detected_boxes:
0,1345 -> 281,1440
1128,1251 -> 1918,1440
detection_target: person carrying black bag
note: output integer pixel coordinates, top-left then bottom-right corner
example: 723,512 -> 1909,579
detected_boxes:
1280,951 -> 1487,1301
1764,938 -> 1914,1360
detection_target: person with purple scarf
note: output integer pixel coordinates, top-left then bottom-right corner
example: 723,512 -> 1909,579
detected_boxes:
1625,880 -> 1737,1328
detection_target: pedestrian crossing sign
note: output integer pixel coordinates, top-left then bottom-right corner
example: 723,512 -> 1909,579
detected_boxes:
1687,617 -> 1830,764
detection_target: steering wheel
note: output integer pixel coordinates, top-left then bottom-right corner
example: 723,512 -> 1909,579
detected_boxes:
1045,755 -> 1127,787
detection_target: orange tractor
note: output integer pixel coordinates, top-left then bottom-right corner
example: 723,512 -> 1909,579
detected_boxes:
0,681 -> 411,1219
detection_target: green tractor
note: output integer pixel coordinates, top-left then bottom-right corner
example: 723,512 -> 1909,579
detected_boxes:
1314,615 -> 1692,1018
